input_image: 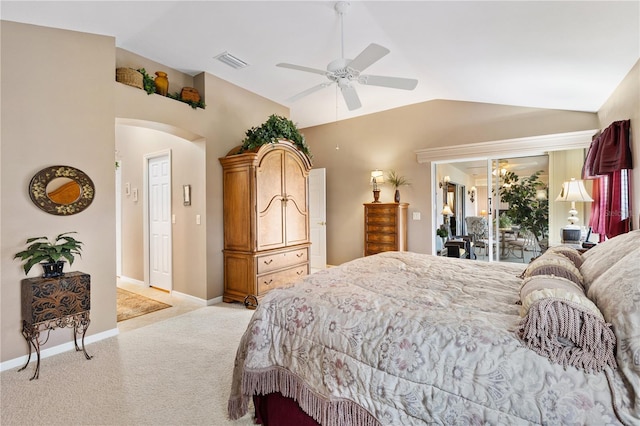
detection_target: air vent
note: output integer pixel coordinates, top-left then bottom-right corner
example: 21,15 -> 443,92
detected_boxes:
215,52 -> 249,69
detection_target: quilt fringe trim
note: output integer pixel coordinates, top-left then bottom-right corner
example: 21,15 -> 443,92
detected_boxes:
517,298 -> 617,374
228,367 -> 381,426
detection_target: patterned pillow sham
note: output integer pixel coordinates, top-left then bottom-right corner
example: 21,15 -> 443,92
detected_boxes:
518,274 -> 617,374
580,229 -> 640,290
521,251 -> 583,287
545,245 -> 583,268
586,246 -> 640,423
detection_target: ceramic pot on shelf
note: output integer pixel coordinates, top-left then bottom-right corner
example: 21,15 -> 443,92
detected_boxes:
154,71 -> 169,96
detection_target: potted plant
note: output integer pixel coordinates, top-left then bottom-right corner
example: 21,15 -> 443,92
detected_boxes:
14,232 -> 83,277
237,114 -> 312,158
499,170 -> 549,252
436,225 -> 449,250
386,170 -> 411,202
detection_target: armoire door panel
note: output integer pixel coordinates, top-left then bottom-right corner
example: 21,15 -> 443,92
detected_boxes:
223,168 -> 252,250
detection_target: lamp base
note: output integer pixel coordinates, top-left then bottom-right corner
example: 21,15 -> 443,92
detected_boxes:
372,190 -> 381,203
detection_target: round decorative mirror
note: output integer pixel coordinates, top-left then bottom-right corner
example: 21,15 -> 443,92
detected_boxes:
29,165 -> 95,215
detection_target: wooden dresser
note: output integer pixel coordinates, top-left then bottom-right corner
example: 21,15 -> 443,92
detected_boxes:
220,140 -> 312,308
364,203 -> 409,256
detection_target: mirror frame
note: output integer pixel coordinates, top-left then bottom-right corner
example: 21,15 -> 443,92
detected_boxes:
29,165 -> 95,215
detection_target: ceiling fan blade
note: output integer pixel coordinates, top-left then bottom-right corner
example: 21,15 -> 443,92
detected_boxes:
276,63 -> 327,76
348,43 -> 390,73
341,85 -> 362,110
358,74 -> 418,90
287,82 -> 332,102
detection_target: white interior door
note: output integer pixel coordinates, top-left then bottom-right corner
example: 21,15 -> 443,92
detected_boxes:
309,168 -> 327,270
147,153 -> 172,291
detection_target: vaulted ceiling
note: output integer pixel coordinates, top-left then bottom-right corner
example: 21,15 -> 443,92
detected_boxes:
2,1 -> 639,128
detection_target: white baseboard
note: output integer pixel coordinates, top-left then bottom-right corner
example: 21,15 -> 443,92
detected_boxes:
117,275 -> 145,286
206,296 -> 224,306
0,327 -> 119,372
118,276 -> 219,306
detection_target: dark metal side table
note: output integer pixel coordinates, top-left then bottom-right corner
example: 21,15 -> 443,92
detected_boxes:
19,271 -> 92,380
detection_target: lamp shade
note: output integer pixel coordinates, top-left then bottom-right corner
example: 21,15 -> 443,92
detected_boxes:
555,178 -> 594,202
370,169 -> 384,184
441,204 -> 453,216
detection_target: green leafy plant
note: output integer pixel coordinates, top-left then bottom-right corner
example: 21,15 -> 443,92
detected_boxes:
137,68 -> 156,95
167,92 -> 206,109
14,232 -> 83,275
238,114 -> 312,158
499,170 -> 549,248
386,170 -> 411,189
436,225 -> 449,238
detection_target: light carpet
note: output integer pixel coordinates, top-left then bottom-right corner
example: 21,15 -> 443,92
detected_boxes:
1,303 -> 256,426
117,287 -> 172,322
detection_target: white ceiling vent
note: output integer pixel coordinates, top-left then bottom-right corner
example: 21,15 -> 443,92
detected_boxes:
215,52 -> 249,69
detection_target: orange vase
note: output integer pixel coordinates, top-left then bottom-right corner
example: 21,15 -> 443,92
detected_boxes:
154,71 -> 169,96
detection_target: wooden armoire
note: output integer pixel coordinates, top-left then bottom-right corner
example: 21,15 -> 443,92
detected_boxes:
219,140 -> 312,307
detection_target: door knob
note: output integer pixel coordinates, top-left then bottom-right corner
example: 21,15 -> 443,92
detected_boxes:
317,221 -> 326,225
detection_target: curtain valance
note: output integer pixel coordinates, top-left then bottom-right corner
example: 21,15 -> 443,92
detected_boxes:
582,119 -> 631,178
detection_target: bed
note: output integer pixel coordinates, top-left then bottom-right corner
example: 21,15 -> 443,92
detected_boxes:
229,230 -> 640,425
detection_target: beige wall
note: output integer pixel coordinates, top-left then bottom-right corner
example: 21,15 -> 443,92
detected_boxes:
1,21 -> 116,361
302,100 -> 600,265
1,21 -> 287,364
116,125 -> 206,299
597,60 -> 640,230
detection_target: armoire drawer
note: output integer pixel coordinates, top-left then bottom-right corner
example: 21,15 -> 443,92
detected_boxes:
257,248 -> 308,274
257,264 -> 308,295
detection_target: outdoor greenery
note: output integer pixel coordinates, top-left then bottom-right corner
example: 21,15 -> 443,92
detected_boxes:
14,232 -> 83,275
499,170 -> 549,247
238,114 -> 312,158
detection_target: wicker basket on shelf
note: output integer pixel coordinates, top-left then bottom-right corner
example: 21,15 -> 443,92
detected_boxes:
115,68 -> 143,89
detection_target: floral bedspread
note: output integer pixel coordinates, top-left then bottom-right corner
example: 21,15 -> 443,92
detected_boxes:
228,252 -> 623,425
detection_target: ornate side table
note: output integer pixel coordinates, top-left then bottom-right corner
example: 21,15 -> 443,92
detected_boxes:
19,271 -> 92,380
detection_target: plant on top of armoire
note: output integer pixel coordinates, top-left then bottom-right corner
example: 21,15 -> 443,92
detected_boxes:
237,114 -> 312,158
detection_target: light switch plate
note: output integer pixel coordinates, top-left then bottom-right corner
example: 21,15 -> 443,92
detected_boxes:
412,212 -> 421,220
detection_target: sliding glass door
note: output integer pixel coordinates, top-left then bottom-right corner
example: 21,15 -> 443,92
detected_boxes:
437,155 -> 549,263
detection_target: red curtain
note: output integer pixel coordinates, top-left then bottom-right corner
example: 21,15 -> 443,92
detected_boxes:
582,120 -> 632,239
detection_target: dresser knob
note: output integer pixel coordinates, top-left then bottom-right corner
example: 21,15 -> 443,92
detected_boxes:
263,259 -> 273,265
296,253 -> 303,258
263,279 -> 273,285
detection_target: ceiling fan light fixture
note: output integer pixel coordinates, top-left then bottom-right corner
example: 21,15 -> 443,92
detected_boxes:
215,51 -> 249,69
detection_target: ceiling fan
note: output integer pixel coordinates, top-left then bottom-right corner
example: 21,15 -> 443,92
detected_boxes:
276,1 -> 418,111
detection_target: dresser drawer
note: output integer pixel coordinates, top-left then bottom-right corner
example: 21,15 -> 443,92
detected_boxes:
366,224 -> 397,234
366,233 -> 397,244
366,215 -> 396,225
257,248 -> 308,274
366,205 -> 397,216
257,264 -> 308,295
21,272 -> 90,325
366,243 -> 396,255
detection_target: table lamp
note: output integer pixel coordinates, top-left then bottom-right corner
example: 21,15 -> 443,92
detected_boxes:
555,178 -> 593,243
370,169 -> 384,203
441,204 -> 453,237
